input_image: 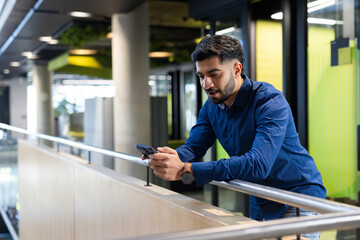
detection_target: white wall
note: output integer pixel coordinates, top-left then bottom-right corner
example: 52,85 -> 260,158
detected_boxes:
2,77 -> 28,136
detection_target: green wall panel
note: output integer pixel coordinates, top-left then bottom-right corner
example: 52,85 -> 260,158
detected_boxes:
48,53 -> 112,79
256,20 -> 283,91
308,26 -> 358,200
216,140 -> 229,159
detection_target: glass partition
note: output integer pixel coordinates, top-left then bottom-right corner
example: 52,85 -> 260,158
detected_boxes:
183,70 -> 197,139
308,2 -> 360,239
308,0 -> 359,205
0,129 -> 19,237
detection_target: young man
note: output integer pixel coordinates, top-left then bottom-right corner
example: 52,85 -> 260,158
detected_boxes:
144,35 -> 326,237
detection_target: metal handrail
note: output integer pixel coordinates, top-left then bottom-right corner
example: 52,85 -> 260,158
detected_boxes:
124,212 -> 360,240
1,123 -> 359,214
0,123 -> 148,167
2,123 -> 360,240
0,207 -> 18,240
213,180 -> 360,213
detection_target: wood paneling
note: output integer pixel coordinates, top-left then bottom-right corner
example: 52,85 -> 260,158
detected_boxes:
18,141 -> 76,240
18,140 -> 252,240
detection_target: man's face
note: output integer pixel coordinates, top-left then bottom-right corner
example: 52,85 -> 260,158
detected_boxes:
196,56 -> 237,105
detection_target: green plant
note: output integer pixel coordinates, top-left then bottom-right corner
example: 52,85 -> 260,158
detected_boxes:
60,24 -> 109,49
54,99 -> 77,117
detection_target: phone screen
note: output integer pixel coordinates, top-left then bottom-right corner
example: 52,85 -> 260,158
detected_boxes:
136,143 -> 157,158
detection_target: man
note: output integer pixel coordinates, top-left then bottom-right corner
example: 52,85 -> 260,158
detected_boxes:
143,35 -> 326,238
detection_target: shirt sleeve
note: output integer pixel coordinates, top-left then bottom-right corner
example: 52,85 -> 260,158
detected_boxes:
176,101 -> 216,163
191,93 -> 289,187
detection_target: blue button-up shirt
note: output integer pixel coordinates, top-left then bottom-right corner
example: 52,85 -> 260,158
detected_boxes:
176,76 -> 326,220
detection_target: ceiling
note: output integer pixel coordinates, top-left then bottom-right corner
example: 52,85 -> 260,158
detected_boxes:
0,0 -> 204,80
0,0 -> 349,80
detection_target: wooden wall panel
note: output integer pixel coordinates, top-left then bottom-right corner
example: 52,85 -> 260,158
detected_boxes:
18,140 -> 252,240
18,141 -> 76,240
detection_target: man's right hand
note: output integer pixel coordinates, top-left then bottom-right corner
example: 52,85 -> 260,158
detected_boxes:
145,146 -> 186,181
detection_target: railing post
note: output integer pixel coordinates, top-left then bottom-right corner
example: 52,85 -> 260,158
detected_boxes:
211,185 -> 219,207
244,194 -> 250,217
88,151 -> 91,164
145,166 -> 151,186
57,142 -> 60,152
211,143 -> 219,206
296,207 -> 300,240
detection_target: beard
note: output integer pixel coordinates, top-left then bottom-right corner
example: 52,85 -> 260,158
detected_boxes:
207,74 -> 236,105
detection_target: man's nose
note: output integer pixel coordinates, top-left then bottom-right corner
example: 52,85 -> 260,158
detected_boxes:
203,77 -> 214,89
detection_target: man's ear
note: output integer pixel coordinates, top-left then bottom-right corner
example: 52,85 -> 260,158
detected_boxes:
233,61 -> 242,77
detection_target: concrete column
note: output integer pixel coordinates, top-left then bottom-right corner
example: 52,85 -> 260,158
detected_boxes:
33,64 -> 53,145
112,2 -> 150,180
9,77 -> 27,138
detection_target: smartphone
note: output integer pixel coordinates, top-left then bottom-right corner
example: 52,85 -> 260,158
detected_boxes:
136,143 -> 157,158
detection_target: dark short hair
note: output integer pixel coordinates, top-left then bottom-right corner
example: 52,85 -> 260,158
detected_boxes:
191,35 -> 246,78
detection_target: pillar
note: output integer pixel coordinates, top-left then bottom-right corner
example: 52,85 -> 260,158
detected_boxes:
282,0 -> 308,149
112,2 -> 150,180
33,63 -> 53,146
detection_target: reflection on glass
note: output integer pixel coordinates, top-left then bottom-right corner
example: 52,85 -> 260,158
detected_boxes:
0,132 -> 19,234
215,20 -> 243,46
148,74 -> 171,97
308,4 -> 359,240
148,74 -> 173,137
183,71 -> 197,139
271,0 -> 346,29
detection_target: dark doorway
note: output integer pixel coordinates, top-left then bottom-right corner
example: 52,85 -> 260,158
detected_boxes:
0,86 -> 10,124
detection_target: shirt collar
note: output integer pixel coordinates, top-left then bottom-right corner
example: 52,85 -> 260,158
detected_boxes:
218,75 -> 251,111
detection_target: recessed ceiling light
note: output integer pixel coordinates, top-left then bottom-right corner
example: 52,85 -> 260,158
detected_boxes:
106,32 -> 113,39
22,51 -> 32,56
307,17 -> 343,25
270,12 -> 342,25
271,12 -> 283,20
215,27 -> 235,35
308,0 -> 335,13
22,51 -> 38,59
3,69 -> 10,74
70,11 -> 92,18
39,36 -> 52,42
10,61 -> 20,67
149,52 -> 174,58
69,49 -> 98,55
48,39 -> 59,45
39,36 -> 59,45
271,0 -> 336,21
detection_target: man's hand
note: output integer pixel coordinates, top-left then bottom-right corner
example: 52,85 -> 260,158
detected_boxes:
146,146 -> 185,181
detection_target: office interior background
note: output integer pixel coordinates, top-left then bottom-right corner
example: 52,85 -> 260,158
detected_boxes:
0,0 -> 359,239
